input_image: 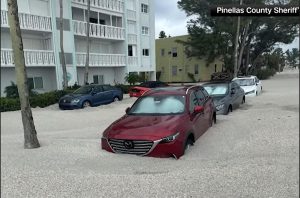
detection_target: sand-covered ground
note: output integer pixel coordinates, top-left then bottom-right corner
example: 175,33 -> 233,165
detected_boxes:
1,71 -> 299,197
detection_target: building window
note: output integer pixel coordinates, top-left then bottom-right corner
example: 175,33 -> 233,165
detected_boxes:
142,26 -> 149,35
142,49 -> 149,56
172,47 -> 177,57
194,64 -> 199,74
172,66 -> 177,76
161,49 -> 165,56
28,77 -> 43,89
93,75 -> 104,84
128,45 -> 133,56
141,4 -> 148,13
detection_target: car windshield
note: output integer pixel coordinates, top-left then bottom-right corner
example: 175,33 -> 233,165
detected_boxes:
234,79 -> 255,86
203,84 -> 228,96
73,86 -> 93,94
128,95 -> 186,115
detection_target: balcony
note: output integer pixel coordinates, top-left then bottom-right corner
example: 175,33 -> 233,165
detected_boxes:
1,10 -> 52,32
73,20 -> 125,40
128,34 -> 137,45
72,0 -> 124,13
127,10 -> 136,21
1,48 -> 55,67
128,56 -> 138,67
76,53 -> 126,67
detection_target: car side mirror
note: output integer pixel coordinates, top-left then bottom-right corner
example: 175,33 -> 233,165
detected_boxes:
231,88 -> 236,95
91,91 -> 96,95
194,106 -> 204,114
125,107 -> 131,114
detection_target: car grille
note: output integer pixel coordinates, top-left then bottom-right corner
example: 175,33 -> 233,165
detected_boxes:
108,139 -> 153,155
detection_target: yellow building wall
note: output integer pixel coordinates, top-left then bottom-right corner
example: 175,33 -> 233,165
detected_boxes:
156,35 -> 223,82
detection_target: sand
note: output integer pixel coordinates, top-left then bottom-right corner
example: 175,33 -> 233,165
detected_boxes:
1,70 -> 299,197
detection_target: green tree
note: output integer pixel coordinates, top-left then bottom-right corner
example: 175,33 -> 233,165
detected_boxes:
159,31 -> 167,38
286,48 -> 299,68
125,73 -> 141,85
178,0 -> 299,76
7,0 -> 40,148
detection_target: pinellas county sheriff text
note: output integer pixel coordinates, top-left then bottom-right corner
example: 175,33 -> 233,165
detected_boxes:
217,6 -> 299,15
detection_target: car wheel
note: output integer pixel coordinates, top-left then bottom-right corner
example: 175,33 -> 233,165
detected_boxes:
184,136 -> 194,152
225,105 -> 232,115
113,97 -> 120,102
242,96 -> 245,104
210,112 -> 216,126
82,101 -> 91,108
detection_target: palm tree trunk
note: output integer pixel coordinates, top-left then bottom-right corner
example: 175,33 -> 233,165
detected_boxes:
60,0 -> 68,89
7,0 -> 40,149
237,20 -> 251,74
84,0 -> 91,85
233,0 -> 242,77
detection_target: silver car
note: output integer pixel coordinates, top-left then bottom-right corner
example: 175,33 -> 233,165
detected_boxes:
202,81 -> 245,115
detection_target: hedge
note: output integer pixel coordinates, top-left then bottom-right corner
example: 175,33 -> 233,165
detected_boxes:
0,90 -> 73,112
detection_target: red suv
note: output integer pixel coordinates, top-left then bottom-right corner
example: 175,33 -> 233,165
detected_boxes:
101,86 -> 216,159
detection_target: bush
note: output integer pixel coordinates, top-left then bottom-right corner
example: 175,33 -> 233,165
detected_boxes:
0,90 -> 72,112
124,73 -> 141,85
115,84 -> 133,94
187,73 -> 196,82
4,81 -> 37,98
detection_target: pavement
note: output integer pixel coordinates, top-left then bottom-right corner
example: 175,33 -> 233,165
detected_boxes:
1,71 -> 299,198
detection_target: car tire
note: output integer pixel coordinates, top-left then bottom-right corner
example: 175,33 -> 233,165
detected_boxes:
82,101 -> 91,108
184,137 -> 194,152
225,105 -> 232,115
210,112 -> 216,126
113,97 -> 120,102
242,96 -> 245,104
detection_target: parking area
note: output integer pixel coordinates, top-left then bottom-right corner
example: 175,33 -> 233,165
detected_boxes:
1,71 -> 299,197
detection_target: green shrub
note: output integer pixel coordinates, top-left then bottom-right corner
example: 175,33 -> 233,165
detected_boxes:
124,73 -> 141,85
187,73 -> 196,82
0,90 -> 72,112
115,84 -> 133,94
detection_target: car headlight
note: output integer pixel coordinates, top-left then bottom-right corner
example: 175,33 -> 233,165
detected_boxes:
71,99 -> 80,103
215,104 -> 224,111
160,132 -> 180,143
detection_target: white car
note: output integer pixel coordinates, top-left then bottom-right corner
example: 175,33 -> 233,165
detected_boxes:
232,76 -> 262,97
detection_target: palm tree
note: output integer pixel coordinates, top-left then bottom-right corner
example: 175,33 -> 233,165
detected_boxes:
7,0 -> 40,148
84,0 -> 91,85
59,0 -> 68,89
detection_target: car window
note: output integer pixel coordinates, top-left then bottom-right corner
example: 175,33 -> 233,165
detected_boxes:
103,85 -> 112,91
255,77 -> 259,83
94,86 -> 103,93
195,89 -> 206,105
201,88 -> 209,99
128,95 -> 185,114
189,91 -> 199,113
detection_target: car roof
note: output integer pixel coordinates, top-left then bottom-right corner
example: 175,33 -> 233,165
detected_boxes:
234,75 -> 256,79
202,81 -> 231,85
143,85 -> 202,96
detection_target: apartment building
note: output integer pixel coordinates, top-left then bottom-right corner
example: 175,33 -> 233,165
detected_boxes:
156,35 -> 224,83
0,0 -> 156,96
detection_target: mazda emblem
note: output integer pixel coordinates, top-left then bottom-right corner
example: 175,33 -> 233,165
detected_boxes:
124,140 -> 134,149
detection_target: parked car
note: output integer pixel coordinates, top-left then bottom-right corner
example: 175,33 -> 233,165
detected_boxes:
202,81 -> 245,115
129,81 -> 168,97
232,75 -> 262,97
101,85 -> 216,159
59,84 -> 123,110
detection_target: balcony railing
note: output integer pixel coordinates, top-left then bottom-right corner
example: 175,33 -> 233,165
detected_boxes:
73,20 -> 125,40
72,0 -> 124,13
128,34 -> 137,44
127,10 -> 136,21
1,10 -> 52,32
76,53 -> 126,67
1,48 -> 55,67
128,56 -> 138,67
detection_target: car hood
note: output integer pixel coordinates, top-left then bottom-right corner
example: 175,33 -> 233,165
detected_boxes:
240,85 -> 256,93
60,94 -> 85,100
104,115 -> 185,141
131,86 -> 151,91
